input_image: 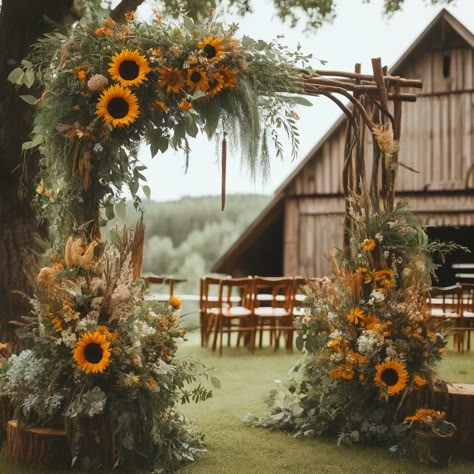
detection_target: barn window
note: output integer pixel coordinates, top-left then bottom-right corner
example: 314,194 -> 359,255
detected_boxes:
442,52 -> 451,78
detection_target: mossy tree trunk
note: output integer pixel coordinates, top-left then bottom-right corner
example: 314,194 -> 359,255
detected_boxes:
0,0 -> 75,342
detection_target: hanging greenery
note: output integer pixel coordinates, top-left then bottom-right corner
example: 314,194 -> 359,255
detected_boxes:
9,11 -> 312,240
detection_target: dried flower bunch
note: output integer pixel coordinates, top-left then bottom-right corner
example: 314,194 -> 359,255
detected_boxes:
10,11 -> 311,239
405,409 -> 456,437
252,198 -> 459,448
1,229 -> 214,471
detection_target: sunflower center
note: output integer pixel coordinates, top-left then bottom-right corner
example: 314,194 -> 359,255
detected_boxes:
203,44 -> 217,59
190,71 -> 202,83
118,60 -> 140,80
107,97 -> 129,119
381,368 -> 399,386
84,343 -> 104,364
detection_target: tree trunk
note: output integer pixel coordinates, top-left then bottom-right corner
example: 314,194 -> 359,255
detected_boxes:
0,0 -> 74,343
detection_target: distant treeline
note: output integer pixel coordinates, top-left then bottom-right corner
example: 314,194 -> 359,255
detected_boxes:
108,194 -> 270,293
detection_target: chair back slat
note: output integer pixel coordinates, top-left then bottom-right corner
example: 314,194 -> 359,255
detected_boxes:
252,276 -> 295,312
427,284 -> 462,319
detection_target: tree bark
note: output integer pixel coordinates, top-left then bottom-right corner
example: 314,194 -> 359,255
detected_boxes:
0,0 -> 74,342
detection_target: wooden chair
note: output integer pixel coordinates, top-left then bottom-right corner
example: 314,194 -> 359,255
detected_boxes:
252,276 -> 295,351
460,283 -> 474,351
142,275 -> 185,301
212,277 -> 255,355
199,276 -> 224,347
427,284 -> 464,351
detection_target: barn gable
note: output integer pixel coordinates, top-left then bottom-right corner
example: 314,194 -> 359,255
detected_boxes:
213,9 -> 474,277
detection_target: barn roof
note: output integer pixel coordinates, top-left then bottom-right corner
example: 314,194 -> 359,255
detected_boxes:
212,9 -> 474,274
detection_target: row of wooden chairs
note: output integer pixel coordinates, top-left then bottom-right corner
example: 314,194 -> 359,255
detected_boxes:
199,276 -> 306,355
426,283 -> 474,352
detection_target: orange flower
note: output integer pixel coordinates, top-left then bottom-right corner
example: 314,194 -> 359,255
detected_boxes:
169,295 -> 182,310
364,313 -> 380,330
179,99 -> 192,111
95,27 -> 113,37
124,10 -> 135,22
346,351 -> 366,366
347,307 -> 365,325
330,364 -> 354,380
414,375 -> 428,388
148,378 -> 158,389
362,239 -> 376,251
374,269 -> 395,289
76,65 -> 87,81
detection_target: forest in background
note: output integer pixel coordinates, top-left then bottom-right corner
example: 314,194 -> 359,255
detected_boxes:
108,194 -> 271,293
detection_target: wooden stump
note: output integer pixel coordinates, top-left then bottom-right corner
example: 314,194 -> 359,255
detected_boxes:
0,396 -> 13,430
7,420 -> 71,470
435,383 -> 474,459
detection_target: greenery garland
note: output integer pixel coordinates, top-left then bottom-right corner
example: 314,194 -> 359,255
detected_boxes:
9,11 -> 312,240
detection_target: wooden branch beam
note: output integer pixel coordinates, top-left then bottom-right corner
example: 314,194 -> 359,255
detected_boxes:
295,68 -> 422,89
294,81 -> 417,102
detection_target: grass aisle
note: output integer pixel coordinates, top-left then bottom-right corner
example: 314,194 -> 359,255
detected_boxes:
180,332 -> 474,474
1,332 -> 474,473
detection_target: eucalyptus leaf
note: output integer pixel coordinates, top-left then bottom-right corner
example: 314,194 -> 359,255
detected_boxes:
7,67 -> 23,84
143,185 -> 151,200
19,95 -> 37,105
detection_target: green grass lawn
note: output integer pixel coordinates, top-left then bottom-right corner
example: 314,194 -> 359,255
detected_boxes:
1,331 -> 474,473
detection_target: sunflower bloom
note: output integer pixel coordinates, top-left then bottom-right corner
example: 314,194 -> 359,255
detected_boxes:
108,49 -> 150,87
73,331 -> 111,374
186,67 -> 209,92
215,66 -> 238,89
96,84 -> 140,128
207,72 -> 225,98
374,360 -> 408,396
198,36 -> 224,62
159,67 -> 184,93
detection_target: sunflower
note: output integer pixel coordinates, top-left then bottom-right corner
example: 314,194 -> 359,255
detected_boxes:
215,66 -> 238,89
108,49 -> 150,87
414,375 -> 428,388
198,36 -> 224,62
73,331 -> 111,374
96,84 -> 139,128
207,72 -> 225,98
186,67 -> 209,92
159,67 -> 184,93
374,360 -> 408,396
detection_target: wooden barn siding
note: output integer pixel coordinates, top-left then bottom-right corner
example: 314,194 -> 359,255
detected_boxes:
284,194 -> 474,277
286,47 -> 474,197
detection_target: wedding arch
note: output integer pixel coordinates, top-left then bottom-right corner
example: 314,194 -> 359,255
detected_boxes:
3,9 -> 451,472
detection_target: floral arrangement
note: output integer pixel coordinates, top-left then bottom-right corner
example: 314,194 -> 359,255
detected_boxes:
1,228 -> 214,471
405,409 -> 456,437
250,198 -> 457,447
9,11 -> 311,239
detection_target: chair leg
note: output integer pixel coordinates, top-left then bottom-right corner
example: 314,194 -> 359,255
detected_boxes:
259,320 -> 264,348
219,318 -> 224,356
212,315 -> 220,352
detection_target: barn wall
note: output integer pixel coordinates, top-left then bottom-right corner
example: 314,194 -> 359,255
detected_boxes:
284,193 -> 474,278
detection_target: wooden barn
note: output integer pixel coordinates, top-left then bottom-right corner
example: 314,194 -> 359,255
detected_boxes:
212,9 -> 474,283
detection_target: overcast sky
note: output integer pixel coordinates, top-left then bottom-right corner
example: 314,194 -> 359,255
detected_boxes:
130,0 -> 474,202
